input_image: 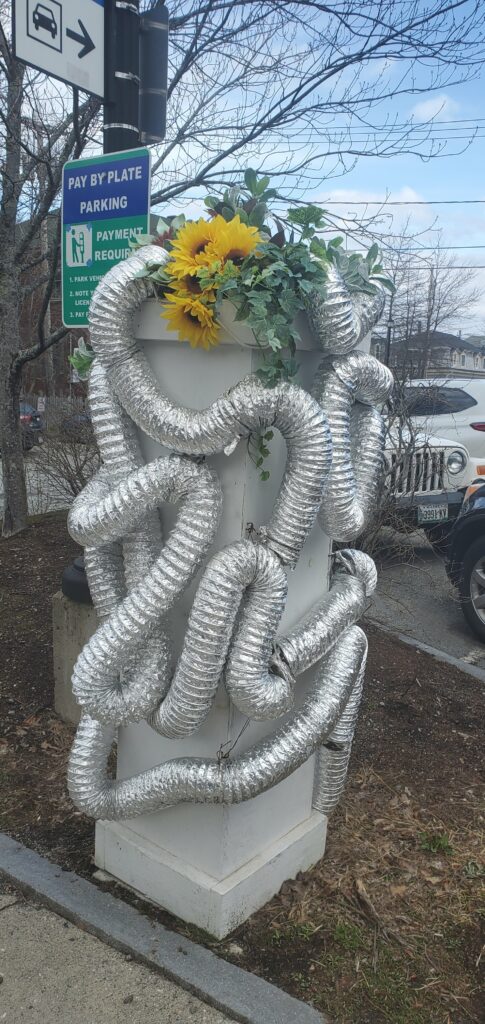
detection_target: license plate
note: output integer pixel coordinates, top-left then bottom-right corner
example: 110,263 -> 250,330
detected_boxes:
417,503 -> 448,524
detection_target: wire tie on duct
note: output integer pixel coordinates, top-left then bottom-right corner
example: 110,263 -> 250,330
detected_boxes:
269,648 -> 296,688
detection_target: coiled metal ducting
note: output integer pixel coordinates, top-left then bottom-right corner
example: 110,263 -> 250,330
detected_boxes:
312,352 -> 394,540
68,627 -> 367,820
67,243 -> 391,822
304,262 -> 386,355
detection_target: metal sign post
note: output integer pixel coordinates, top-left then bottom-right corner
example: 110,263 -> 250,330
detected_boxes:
13,0 -> 168,324
61,147 -> 151,327
13,0 -> 105,98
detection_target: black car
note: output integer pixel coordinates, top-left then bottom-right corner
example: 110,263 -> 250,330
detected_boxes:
20,401 -> 43,451
446,481 -> 485,641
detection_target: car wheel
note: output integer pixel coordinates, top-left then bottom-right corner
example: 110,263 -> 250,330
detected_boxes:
458,536 -> 485,643
423,523 -> 453,556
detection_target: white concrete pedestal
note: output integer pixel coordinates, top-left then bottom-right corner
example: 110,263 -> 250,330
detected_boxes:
94,300 -> 331,938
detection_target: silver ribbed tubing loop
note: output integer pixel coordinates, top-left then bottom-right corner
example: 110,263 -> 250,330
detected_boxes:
68,456 -> 223,725
274,549 -> 376,678
312,352 -> 393,541
312,655 -> 366,815
150,540 -> 289,737
66,239 -> 392,823
68,626 -> 367,820
88,246 -> 332,567
304,262 -> 386,355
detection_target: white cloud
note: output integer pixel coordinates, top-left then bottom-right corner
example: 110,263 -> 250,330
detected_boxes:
410,94 -> 460,122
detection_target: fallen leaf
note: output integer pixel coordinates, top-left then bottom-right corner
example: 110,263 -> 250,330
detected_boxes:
390,885 -> 407,897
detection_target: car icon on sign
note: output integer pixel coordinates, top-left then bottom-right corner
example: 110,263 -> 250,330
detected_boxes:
33,3 -> 58,38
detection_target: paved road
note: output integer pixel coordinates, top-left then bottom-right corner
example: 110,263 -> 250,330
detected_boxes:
0,890 -> 233,1024
367,530 -> 485,672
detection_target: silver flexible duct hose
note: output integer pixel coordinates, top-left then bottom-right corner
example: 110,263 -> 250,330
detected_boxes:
68,627 -> 366,820
312,352 -> 394,540
274,549 -> 376,678
89,246 -> 332,568
68,455 -> 223,725
150,540 -> 290,735
67,240 -> 391,824
304,262 -> 386,355
312,656 -> 366,815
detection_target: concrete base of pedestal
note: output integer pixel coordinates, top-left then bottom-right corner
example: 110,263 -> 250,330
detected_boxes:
95,811 -> 326,939
52,592 -> 96,726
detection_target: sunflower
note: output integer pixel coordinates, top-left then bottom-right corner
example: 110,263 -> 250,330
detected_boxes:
162,292 -> 220,350
167,218 -> 217,278
207,214 -> 260,265
176,272 -> 216,302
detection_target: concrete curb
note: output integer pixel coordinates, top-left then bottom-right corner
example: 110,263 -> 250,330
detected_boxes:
0,833 -> 326,1024
367,618 -> 485,684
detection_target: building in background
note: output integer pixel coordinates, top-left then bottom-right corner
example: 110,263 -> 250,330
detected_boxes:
371,329 -> 485,379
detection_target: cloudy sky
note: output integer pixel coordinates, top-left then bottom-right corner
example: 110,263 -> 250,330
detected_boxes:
311,72 -> 485,334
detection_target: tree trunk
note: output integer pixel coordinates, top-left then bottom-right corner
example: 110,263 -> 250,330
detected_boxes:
0,59 -> 27,535
0,349 -> 27,536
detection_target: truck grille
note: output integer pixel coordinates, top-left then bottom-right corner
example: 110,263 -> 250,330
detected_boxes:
388,449 -> 445,496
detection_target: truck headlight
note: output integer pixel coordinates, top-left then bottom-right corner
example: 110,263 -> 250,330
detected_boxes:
446,450 -> 467,475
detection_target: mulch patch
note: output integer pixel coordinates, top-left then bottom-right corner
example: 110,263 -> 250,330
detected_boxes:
1,513 -> 484,1023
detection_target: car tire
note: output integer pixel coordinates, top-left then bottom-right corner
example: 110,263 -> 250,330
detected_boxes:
458,536 -> 485,643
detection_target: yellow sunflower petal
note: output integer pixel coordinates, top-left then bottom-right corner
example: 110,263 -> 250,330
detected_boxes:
207,214 -> 260,264
162,292 -> 220,350
167,218 -> 217,278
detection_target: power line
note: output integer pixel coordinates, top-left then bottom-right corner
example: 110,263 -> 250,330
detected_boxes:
382,244 -> 485,251
322,199 -> 485,206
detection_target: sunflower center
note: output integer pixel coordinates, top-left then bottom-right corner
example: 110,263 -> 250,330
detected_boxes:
183,274 -> 202,295
192,242 -> 209,256
226,248 -> 246,265
185,310 -> 203,326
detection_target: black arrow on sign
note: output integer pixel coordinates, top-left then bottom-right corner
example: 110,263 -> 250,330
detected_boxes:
66,20 -> 95,59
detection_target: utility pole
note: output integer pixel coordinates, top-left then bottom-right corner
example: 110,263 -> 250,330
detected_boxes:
103,0 -> 168,155
103,0 -> 141,154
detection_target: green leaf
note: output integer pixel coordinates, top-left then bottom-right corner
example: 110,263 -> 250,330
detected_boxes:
366,242 -> 379,265
255,175 -> 270,195
204,196 -> 219,209
244,168 -> 259,194
222,206 -> 234,222
249,202 -> 267,228
260,470 -> 270,481
264,430 -> 274,440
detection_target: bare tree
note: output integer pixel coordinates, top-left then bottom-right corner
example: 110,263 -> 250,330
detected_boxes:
385,245 -> 480,375
2,0 -> 485,535
0,7 -> 99,535
146,0 -> 485,206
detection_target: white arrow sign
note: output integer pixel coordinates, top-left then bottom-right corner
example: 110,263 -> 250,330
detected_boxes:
13,0 -> 105,99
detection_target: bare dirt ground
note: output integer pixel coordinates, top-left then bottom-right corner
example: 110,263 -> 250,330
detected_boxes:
1,513 -> 484,1024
